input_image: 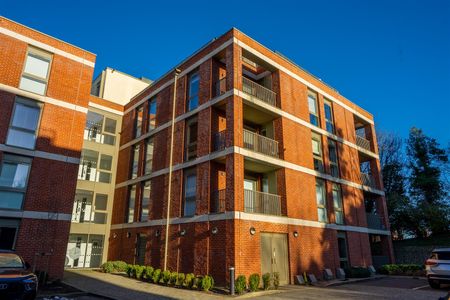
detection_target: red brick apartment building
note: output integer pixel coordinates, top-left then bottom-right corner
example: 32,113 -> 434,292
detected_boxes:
108,28 -> 394,285
0,16 -> 101,279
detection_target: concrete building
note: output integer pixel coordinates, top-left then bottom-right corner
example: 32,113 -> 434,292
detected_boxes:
65,70 -> 149,269
108,28 -> 394,285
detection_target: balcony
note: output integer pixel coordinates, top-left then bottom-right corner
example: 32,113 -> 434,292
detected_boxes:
243,129 -> 279,158
356,134 -> 371,151
366,213 -> 385,230
244,189 -> 281,216
213,130 -> 226,152
242,77 -> 276,107
360,172 -> 376,189
211,189 -> 226,213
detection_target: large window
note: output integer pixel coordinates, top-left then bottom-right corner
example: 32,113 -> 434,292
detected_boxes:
308,91 -> 319,126
328,139 -> 339,177
333,184 -> 344,225
145,138 -> 153,174
84,111 -> 116,145
135,105 -> 144,138
185,117 -> 198,161
148,97 -> 157,131
315,179 -> 327,223
78,150 -> 112,183
0,155 -> 31,210
19,47 -> 52,95
127,185 -> 136,223
131,145 -> 140,179
71,190 -> 107,224
311,133 -> 324,172
0,219 -> 20,250
324,100 -> 334,134
140,180 -> 151,222
183,169 -> 196,216
187,71 -> 199,111
6,98 -> 41,150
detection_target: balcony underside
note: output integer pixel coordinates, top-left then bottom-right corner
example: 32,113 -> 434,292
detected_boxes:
243,101 -> 279,124
212,152 -> 281,173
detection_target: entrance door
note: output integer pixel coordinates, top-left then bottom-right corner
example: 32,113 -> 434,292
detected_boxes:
260,233 -> 289,285
136,234 -> 147,265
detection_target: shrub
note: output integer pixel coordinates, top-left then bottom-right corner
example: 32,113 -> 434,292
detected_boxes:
235,275 -> 247,294
143,266 -> 154,280
378,264 -> 423,276
135,265 -> 145,280
192,276 -> 202,290
160,270 -> 171,284
176,273 -> 185,286
112,261 -> 128,272
344,267 -> 371,278
273,272 -> 280,290
169,272 -> 178,285
126,264 -> 134,277
262,273 -> 271,290
200,275 -> 214,292
101,262 -> 114,273
184,273 -> 195,288
248,273 -> 260,292
152,269 -> 161,284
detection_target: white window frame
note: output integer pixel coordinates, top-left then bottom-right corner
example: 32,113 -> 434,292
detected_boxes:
0,155 -> 32,210
311,133 -> 324,172
315,179 -> 327,223
333,184 -> 344,225
308,90 -> 319,126
19,46 -> 52,95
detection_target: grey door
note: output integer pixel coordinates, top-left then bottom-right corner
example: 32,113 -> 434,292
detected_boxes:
260,233 -> 289,285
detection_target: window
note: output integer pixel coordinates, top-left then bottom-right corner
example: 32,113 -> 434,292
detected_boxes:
0,155 -> 31,210
337,232 -> 349,268
311,133 -> 324,172
324,100 -> 334,133
135,106 -> 144,138
71,190 -> 108,224
315,179 -> 327,222
78,150 -> 111,183
183,169 -> 196,216
127,185 -> 136,223
187,71 -> 199,111
333,184 -> 344,225
131,145 -> 140,179
308,91 -> 319,126
98,154 -> 112,183
185,117 -> 198,161
19,47 -> 52,95
145,138 -> 153,174
7,98 -> 41,149
95,194 -> 108,211
0,219 -> 20,250
84,111 -> 116,145
140,180 -> 151,222
328,139 -> 339,177
148,98 -> 157,131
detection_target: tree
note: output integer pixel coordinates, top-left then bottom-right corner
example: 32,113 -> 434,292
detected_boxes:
406,127 -> 449,236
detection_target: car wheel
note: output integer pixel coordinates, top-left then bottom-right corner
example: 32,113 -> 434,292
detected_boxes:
428,279 -> 440,289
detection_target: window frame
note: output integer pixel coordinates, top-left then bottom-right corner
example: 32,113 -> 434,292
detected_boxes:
148,97 -> 157,131
323,99 -> 335,134
328,138 -> 340,178
6,97 -> 43,150
145,138 -> 154,175
84,111 -> 117,145
126,185 -> 136,223
0,154 -> 32,210
315,179 -> 327,223
187,71 -> 200,112
134,105 -> 144,138
140,180 -> 151,222
185,117 -> 198,161
308,90 -> 320,126
332,183 -> 344,225
130,144 -> 140,179
183,168 -> 197,217
19,46 -> 53,95
311,133 -> 324,172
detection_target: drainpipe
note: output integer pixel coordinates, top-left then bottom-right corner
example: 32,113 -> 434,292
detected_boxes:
163,68 -> 181,271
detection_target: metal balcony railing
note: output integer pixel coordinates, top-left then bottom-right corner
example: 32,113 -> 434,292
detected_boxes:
215,77 -> 227,97
213,130 -> 226,152
243,129 -> 279,158
244,189 -> 281,216
360,172 -> 377,189
366,213 -> 385,230
211,189 -> 226,213
356,135 -> 371,151
242,77 -> 277,107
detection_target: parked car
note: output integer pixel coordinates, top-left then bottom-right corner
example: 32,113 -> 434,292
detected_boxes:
0,250 -> 37,300
426,248 -> 450,289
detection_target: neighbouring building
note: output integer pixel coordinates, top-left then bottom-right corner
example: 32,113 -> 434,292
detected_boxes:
0,16 -> 96,279
108,28 -> 394,285
65,69 -> 149,269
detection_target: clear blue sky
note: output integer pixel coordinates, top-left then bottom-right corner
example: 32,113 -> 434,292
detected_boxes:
3,0 -> 449,145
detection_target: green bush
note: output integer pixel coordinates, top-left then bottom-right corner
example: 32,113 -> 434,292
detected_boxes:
101,261 -> 129,273
200,275 -> 214,292
273,272 -> 280,290
344,267 -> 371,278
184,273 -> 195,288
169,272 -> 178,285
176,273 -> 185,286
126,264 -> 134,277
235,275 -> 247,294
160,270 -> 171,284
248,273 -> 260,292
152,269 -> 161,283
143,266 -> 154,280
192,276 -> 202,290
101,262 -> 114,273
262,273 -> 271,290
378,264 -> 423,276
135,265 -> 145,280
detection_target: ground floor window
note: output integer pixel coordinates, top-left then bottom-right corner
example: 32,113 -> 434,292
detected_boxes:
337,231 -> 349,269
65,234 -> 104,268
0,218 -> 20,250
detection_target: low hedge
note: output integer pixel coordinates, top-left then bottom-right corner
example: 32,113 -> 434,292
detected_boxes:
100,260 -> 128,273
378,264 -> 424,276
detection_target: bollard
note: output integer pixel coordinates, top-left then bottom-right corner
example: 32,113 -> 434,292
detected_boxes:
229,266 -> 235,295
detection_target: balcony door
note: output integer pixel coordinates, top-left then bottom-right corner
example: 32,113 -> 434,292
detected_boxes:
261,233 -> 289,285
244,178 -> 257,213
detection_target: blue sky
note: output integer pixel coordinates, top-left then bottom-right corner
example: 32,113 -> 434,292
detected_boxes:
3,0 -> 449,145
